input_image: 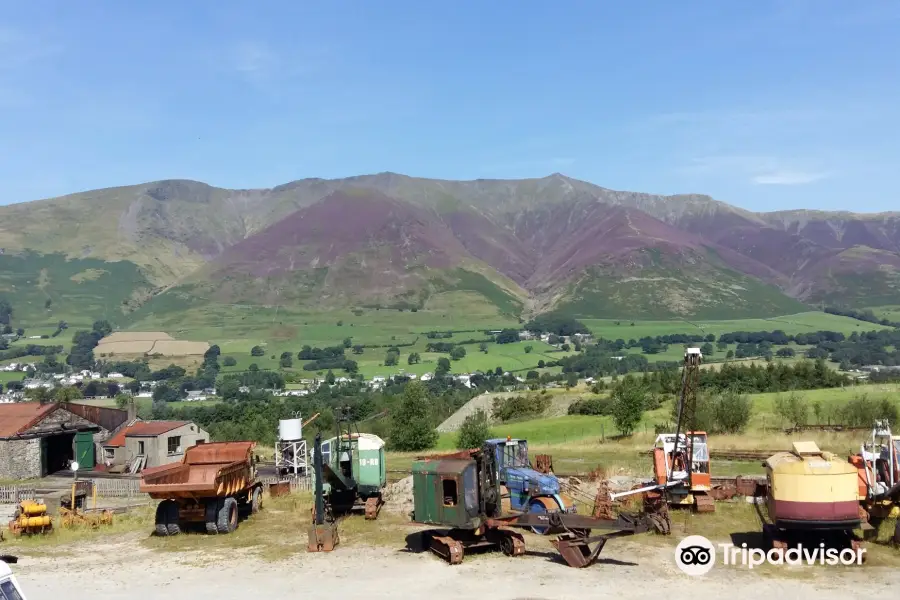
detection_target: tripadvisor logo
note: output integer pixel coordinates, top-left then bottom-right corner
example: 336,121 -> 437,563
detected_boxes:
675,535 -> 865,575
675,535 -> 716,576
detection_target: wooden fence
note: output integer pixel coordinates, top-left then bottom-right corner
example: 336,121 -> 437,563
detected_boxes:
0,475 -> 311,504
261,476 -> 311,492
0,486 -> 35,504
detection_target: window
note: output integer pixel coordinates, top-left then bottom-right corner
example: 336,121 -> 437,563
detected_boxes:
104,448 -> 115,459
321,440 -> 331,466
442,478 -> 458,506
1,579 -> 24,600
463,465 -> 478,512
138,441 -> 145,455
167,436 -> 181,454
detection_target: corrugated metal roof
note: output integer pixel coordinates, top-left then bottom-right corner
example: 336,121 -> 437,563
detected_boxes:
0,402 -> 58,437
105,420 -> 189,447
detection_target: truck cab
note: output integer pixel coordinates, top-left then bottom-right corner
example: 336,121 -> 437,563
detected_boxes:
0,558 -> 27,600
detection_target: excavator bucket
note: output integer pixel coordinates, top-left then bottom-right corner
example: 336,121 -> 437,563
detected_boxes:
364,496 -> 384,520
307,522 -> 339,552
552,532 -> 607,568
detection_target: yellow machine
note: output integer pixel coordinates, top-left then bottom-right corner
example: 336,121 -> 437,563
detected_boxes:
763,441 -> 864,558
8,501 -> 52,536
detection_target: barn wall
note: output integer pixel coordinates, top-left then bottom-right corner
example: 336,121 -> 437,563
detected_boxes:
0,438 -> 42,479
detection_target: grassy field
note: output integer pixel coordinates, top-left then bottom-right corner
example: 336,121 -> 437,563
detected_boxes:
386,382 -> 900,481
870,305 -> 900,322
582,311 -> 888,341
0,371 -> 24,384
0,309 -> 880,381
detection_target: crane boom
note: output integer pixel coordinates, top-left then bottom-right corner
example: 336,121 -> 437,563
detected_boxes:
670,347 -> 702,490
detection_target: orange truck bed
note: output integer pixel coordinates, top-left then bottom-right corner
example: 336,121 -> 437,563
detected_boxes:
139,441 -> 258,500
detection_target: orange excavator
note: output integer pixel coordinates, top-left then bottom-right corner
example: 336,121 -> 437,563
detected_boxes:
610,347 -> 714,532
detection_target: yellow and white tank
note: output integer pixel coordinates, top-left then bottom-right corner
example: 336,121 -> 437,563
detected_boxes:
764,441 -> 860,529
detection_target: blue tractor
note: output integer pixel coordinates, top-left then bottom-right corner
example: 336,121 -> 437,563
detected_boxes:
484,437 -> 577,534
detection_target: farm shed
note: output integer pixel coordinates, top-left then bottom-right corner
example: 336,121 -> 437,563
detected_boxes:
102,420 -> 209,471
0,401 -> 129,479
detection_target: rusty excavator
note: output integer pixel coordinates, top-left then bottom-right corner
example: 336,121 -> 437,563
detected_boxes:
610,347 -> 713,533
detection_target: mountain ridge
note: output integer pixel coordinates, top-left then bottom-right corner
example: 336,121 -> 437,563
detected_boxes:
0,172 -> 898,324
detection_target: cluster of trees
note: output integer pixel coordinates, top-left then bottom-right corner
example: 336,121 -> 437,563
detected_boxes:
303,357 -> 358,373
524,313 -> 589,336
772,391 -> 898,428
298,346 -> 345,360
426,331 -> 453,339
0,298 -> 12,326
425,341 -> 455,353
67,320 -> 112,370
0,343 -> 64,362
809,329 -> 900,368
717,330 -> 845,345
491,392 -> 551,422
163,376 -> 478,451
826,306 -> 900,329
495,329 -> 520,344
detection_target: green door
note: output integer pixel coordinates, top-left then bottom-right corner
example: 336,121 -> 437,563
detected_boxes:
75,431 -> 95,470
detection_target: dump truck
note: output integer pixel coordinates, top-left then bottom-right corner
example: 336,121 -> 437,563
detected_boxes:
139,441 -> 264,535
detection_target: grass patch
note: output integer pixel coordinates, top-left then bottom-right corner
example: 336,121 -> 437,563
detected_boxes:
1,505 -> 156,555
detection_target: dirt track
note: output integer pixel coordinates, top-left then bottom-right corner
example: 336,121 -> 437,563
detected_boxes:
15,536 -> 900,600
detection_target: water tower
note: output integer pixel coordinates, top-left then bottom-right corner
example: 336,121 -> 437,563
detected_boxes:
275,412 -> 308,477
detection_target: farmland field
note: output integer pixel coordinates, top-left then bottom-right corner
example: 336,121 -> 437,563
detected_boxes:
0,309 -> 881,379
582,311 -> 887,340
95,331 -> 209,357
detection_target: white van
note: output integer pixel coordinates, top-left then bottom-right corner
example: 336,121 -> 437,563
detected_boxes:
0,557 -> 27,600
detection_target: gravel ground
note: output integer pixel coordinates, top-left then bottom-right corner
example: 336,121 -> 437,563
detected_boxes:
12,535 -> 900,600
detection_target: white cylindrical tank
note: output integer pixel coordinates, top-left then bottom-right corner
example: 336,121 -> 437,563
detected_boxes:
279,418 -> 303,441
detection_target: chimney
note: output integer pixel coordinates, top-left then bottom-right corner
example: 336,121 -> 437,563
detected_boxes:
127,399 -> 137,423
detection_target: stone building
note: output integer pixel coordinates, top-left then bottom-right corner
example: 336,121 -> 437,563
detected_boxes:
0,401 -> 131,479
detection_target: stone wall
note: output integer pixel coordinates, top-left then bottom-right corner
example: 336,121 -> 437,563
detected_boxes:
0,438 -> 42,479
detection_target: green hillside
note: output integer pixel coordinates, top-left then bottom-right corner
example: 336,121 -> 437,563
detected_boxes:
0,251 -> 153,328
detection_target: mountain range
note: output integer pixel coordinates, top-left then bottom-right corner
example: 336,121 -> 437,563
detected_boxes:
1,172 -> 898,325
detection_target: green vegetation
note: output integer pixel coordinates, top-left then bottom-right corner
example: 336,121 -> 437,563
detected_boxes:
431,269 -> 524,316
582,311 -> 880,340
387,381 -> 439,451
0,251 -> 152,329
455,409 -> 494,450
556,261 -> 808,320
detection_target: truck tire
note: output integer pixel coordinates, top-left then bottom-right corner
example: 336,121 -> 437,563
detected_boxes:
205,500 -> 220,534
155,500 -> 174,536
217,497 -> 238,534
165,500 -> 180,535
250,487 -> 262,514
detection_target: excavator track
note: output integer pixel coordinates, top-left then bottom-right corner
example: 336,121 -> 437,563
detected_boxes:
430,535 -> 464,565
488,528 -> 526,557
693,493 -> 716,513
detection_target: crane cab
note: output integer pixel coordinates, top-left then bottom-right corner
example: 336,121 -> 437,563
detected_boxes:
652,431 -> 711,491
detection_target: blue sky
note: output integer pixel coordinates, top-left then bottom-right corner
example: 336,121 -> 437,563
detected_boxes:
1,1 -> 898,212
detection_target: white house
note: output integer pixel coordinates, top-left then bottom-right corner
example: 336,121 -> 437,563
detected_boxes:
107,372 -> 124,379
420,373 -> 433,381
